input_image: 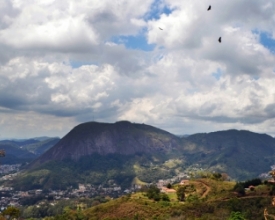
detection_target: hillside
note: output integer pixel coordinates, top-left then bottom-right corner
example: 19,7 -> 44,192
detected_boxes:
185,129 -> 275,180
80,178 -> 275,220
18,177 -> 275,220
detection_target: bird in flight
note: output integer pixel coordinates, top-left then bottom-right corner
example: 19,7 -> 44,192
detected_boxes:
159,27 -> 163,30
207,5 -> 211,11
218,37 -> 222,43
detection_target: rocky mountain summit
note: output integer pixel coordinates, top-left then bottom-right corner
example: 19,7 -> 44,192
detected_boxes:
31,121 -> 183,166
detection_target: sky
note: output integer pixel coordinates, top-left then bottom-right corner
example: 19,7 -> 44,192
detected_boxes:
0,0 -> 275,139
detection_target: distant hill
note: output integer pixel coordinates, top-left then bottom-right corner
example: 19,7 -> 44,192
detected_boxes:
33,136 -> 60,141
0,139 -> 40,147
6,122 -> 275,190
185,129 -> 275,180
21,138 -> 60,155
0,143 -> 36,164
0,137 -> 60,164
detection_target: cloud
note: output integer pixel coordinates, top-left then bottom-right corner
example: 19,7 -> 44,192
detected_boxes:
0,0 -> 20,30
0,0 -> 275,138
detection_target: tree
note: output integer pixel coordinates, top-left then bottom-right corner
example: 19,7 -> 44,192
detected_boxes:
176,186 -> 185,201
185,194 -> 199,203
2,206 -> 20,220
233,183 -> 245,196
161,193 -> 170,202
146,185 -> 161,201
212,172 -> 222,180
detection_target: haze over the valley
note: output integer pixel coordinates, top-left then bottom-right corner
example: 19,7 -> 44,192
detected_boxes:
0,0 -> 275,139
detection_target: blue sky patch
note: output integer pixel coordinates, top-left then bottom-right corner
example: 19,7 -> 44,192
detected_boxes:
260,32 -> 275,54
111,34 -> 156,51
212,68 -> 222,80
254,30 -> 275,54
144,0 -> 174,21
70,61 -> 98,69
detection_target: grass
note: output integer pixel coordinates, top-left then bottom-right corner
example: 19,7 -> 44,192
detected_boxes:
80,178 -> 275,220
132,177 -> 147,185
196,178 -> 236,201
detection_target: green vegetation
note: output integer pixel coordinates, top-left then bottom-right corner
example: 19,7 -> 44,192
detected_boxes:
7,176 -> 275,220
11,154 -> 138,190
9,152 -> 185,190
228,211 -> 246,220
18,197 -> 108,219
186,130 -> 275,181
145,185 -> 170,202
176,186 -> 185,201
1,206 -> 20,220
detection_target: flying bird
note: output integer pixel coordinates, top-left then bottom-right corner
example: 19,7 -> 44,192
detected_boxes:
159,27 -> 163,30
207,5 -> 211,11
218,37 -> 222,43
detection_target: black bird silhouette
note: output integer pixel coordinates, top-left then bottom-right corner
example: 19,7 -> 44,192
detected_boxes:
218,37 -> 222,43
207,5 -> 211,10
159,27 -> 163,30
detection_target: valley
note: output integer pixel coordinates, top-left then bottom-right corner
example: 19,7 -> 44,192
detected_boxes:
1,121 -> 275,219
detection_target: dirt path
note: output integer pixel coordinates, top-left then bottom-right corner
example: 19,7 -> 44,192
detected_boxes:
193,180 -> 211,198
189,180 -> 272,203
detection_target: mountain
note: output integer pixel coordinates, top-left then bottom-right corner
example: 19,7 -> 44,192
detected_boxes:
7,122 -> 275,191
0,143 -> 36,164
11,121 -> 189,190
30,121 -> 183,166
0,137 -> 60,164
185,129 -> 275,179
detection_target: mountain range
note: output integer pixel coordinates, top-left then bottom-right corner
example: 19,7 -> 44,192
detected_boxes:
3,121 -> 275,190
0,137 -> 60,164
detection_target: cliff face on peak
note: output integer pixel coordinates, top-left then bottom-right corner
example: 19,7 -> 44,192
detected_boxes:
30,121 -> 182,166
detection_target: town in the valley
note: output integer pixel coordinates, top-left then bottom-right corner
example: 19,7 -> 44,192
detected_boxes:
1,162 -> 274,211
0,163 -> 194,210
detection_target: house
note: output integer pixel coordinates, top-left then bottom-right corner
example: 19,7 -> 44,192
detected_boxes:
78,184 -> 86,192
161,187 -> 176,193
180,180 -> 189,185
35,189 -> 43,195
